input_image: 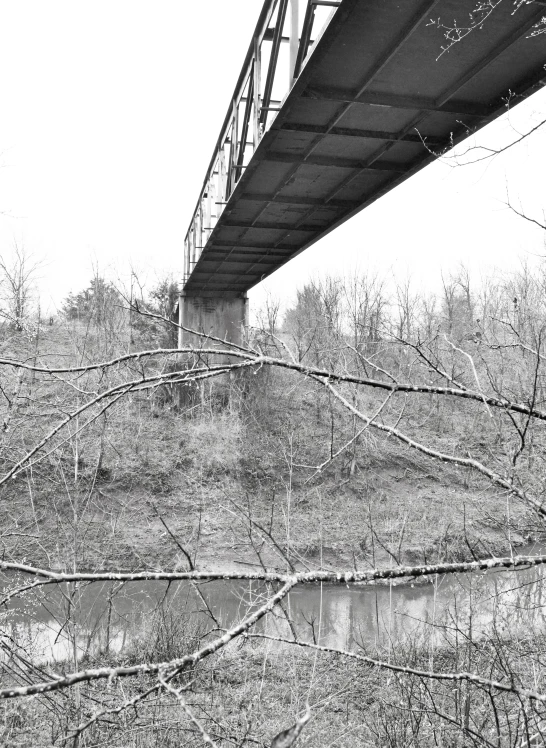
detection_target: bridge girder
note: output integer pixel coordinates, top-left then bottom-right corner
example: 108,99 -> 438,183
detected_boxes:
182,0 -> 546,307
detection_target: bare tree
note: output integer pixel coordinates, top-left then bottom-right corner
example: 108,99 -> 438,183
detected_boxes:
0,243 -> 40,331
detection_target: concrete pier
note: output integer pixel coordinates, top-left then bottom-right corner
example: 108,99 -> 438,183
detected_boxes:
177,293 -> 248,348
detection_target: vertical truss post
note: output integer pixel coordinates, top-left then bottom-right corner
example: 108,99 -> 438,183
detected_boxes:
203,183 -> 211,241
201,201 -> 206,247
294,0 -> 316,78
217,148 -> 228,217
196,205 -> 202,262
260,0 -> 289,127
226,99 -> 238,198
253,36 -> 262,147
206,177 -> 214,234
235,68 -> 254,183
191,219 -> 197,268
289,0 -> 300,86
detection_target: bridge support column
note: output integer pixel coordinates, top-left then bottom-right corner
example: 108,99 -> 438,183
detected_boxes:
177,293 -> 249,348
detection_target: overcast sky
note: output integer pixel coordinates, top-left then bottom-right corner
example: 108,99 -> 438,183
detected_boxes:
0,1 -> 545,317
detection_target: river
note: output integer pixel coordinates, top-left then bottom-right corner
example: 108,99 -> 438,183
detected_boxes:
2,546 -> 546,664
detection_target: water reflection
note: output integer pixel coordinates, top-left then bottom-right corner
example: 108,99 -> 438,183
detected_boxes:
3,553 -> 546,664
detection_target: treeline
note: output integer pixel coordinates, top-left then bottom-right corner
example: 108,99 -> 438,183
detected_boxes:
279,262 -> 546,367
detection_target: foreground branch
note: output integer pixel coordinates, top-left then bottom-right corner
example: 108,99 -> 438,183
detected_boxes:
251,635 -> 546,704
0,578 -> 296,699
316,375 -> 546,517
1,553 -> 545,595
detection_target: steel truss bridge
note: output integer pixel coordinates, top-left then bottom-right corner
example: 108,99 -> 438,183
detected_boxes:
180,0 -> 546,329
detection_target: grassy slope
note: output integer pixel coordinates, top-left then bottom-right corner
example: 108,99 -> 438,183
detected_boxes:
0,321 -> 536,575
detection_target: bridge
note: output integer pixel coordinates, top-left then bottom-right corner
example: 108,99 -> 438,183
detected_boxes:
178,0 -> 546,344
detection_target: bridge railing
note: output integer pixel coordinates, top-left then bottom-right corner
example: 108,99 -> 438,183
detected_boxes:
183,0 -> 341,288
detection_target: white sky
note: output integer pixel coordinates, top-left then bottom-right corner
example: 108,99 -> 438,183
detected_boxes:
0,0 -> 545,317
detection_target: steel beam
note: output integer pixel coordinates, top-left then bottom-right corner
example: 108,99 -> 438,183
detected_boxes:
221,221 -> 322,232
352,0 -> 441,101
211,240 -> 296,250
278,121 -> 445,145
265,151 -> 406,170
241,192 -> 359,208
205,251 -> 291,261
302,87 -> 491,117
199,262 -> 275,270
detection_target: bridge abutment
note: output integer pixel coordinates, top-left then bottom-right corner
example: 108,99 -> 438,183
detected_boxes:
177,293 -> 249,348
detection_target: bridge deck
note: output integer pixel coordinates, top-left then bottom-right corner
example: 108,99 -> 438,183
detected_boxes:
184,0 -> 546,298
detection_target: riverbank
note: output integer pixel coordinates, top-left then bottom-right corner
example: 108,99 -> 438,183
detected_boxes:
0,393 -> 537,577
0,320 -> 540,580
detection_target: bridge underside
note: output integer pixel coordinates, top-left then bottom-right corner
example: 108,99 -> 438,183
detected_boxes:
184,0 -> 546,303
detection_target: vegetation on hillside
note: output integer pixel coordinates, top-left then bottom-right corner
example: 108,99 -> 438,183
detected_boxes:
2,259 -> 546,746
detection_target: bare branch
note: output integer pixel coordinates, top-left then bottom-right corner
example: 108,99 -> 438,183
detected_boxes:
0,578 -> 297,698
251,634 -> 546,704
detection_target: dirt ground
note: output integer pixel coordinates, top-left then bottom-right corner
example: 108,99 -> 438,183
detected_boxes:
2,440 -> 532,576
